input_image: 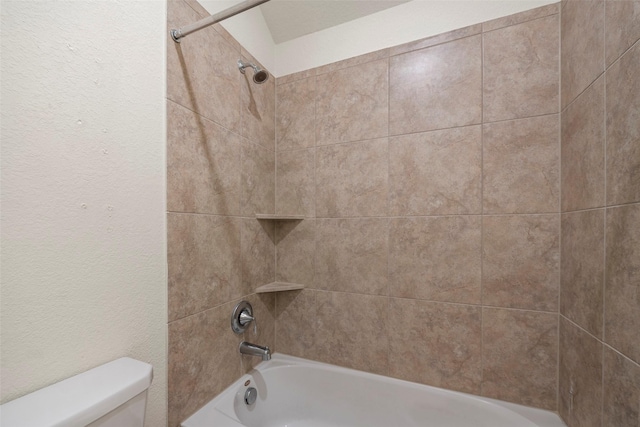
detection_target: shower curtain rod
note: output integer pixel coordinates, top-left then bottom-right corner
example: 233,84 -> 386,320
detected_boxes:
170,0 -> 271,42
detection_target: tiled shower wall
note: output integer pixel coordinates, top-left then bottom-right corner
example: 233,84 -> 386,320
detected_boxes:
166,0 -> 277,425
558,1 -> 640,426
274,4 -> 561,411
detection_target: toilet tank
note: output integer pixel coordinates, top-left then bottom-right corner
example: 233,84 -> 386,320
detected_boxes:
0,357 -> 153,427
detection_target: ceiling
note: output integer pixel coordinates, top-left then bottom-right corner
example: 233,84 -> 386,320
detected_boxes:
259,0 -> 411,44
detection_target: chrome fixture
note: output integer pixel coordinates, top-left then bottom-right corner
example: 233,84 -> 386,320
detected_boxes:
239,341 -> 271,361
238,60 -> 269,84
244,387 -> 258,405
231,300 -> 255,334
171,0 -> 271,43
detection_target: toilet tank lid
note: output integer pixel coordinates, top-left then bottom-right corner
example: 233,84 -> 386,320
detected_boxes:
0,357 -> 153,427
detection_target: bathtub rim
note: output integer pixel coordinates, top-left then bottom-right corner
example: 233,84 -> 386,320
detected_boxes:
181,352 -> 566,427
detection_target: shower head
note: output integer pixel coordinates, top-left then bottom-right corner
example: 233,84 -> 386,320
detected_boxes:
238,59 -> 269,84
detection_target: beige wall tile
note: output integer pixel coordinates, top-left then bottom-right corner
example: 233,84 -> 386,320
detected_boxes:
606,43 -> 640,206
167,0 -> 241,132
561,0 -> 605,108
241,219 -> 275,294
605,0 -> 640,67
168,213 -> 241,321
389,24 -> 482,57
240,56 -> 275,151
559,317 -> 603,427
483,3 -> 559,32
561,77 -> 606,212
277,68 -> 316,86
603,347 -> 640,427
315,59 -> 388,145
276,219 -> 315,286
389,126 -> 482,216
315,49 -> 389,76
484,15 -> 559,122
275,289 -> 317,359
605,203 -> 640,363
483,115 -> 560,214
241,141 -> 275,216
389,35 -> 482,135
482,308 -> 558,409
483,215 -> 559,311
389,216 -> 481,304
315,218 -> 388,295
315,291 -> 389,375
276,77 -> 315,151
168,301 -> 242,427
276,149 -> 315,217
167,100 -> 242,215
315,139 -> 389,217
561,209 -> 605,338
388,299 -> 482,394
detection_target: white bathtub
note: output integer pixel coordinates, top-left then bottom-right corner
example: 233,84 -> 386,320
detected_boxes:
182,354 -> 566,427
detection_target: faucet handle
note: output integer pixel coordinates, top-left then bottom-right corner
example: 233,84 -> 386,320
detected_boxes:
231,301 -> 256,334
239,310 -> 254,326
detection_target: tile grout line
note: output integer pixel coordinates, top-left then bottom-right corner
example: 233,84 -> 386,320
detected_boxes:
480,29 -> 485,398
557,4 -> 563,413
601,10 -> 607,421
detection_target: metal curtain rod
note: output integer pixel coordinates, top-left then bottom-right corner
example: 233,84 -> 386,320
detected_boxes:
171,0 -> 271,42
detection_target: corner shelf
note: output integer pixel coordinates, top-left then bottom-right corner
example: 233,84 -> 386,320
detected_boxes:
255,214 -> 304,220
255,282 -> 305,293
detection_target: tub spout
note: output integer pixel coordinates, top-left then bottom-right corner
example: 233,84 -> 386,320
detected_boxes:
239,341 -> 271,361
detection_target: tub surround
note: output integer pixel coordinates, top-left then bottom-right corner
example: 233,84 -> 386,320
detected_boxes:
559,1 -> 640,426
166,0 -> 276,425
167,0 -> 640,425
274,4 -> 561,412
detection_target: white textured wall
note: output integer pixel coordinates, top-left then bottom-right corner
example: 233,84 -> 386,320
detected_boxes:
0,1 -> 167,426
